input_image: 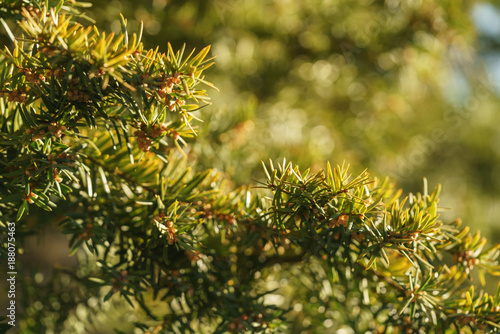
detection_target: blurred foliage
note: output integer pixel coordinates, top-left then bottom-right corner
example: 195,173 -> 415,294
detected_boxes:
87,0 -> 500,240
1,0 -> 500,333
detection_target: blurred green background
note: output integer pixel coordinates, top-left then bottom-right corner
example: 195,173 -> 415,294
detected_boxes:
4,0 -> 500,332
86,0 -> 500,240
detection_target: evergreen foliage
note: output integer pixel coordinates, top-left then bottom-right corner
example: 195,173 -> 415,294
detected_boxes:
1,1 -> 500,333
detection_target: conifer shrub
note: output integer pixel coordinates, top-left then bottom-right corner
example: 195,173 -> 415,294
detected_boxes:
1,1 -> 500,333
